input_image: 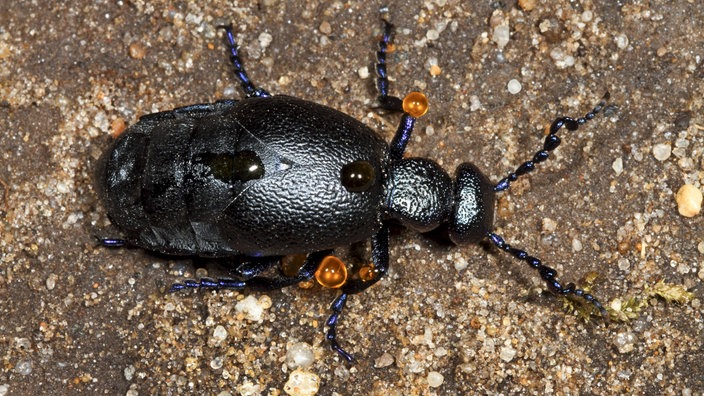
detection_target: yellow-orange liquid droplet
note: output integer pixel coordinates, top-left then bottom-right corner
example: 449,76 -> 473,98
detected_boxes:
315,256 -> 348,289
358,264 -> 377,282
298,279 -> 315,289
402,91 -> 429,118
281,254 -> 308,277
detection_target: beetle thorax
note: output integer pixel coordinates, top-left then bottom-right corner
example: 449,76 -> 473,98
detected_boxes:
384,158 -> 453,233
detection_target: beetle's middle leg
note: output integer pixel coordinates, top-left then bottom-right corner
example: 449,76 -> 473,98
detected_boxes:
219,25 -> 271,98
325,225 -> 391,363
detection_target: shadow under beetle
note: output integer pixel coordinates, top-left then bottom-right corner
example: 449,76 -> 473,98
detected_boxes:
96,18 -> 610,363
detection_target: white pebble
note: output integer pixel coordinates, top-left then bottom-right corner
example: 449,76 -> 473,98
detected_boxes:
492,24 -> 510,49
285,342 -> 315,369
614,331 -> 636,353
46,273 -> 57,290
612,157 -> 623,175
235,295 -> 268,322
500,346 -> 517,362
614,33 -> 629,49
572,238 -> 583,252
652,143 -> 671,161
426,29 -> 440,41
212,325 -> 228,342
507,79 -> 522,94
357,66 -> 369,79
427,371 -> 444,387
124,365 -> 136,380
258,32 -> 273,49
284,369 -> 320,396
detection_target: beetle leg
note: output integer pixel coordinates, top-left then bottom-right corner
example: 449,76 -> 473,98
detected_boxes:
494,92 -> 610,192
218,24 -> 271,98
487,232 -> 609,319
375,19 -> 403,112
97,237 -> 127,248
324,226 -> 390,363
168,250 -> 331,292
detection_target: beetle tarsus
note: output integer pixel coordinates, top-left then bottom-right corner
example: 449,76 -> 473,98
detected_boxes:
325,293 -> 356,363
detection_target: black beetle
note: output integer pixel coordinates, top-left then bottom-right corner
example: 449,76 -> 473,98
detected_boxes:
96,19 -> 610,362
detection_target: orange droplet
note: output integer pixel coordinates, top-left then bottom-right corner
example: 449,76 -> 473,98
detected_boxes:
358,264 -> 377,282
315,256 -> 348,289
281,254 -> 308,277
298,279 -> 315,289
402,91 -> 429,118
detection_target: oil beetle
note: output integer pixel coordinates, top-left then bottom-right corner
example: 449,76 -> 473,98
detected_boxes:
96,18 -> 610,363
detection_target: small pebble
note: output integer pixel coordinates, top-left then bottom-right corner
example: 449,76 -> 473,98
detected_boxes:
258,32 -> 273,49
507,79 -> 522,94
675,184 -> 702,217
612,157 -> 623,175
492,24 -> 510,49
518,0 -> 537,11
46,273 -> 57,290
427,371 -> 444,387
128,42 -> 147,59
572,238 -> 583,252
284,369 -> 320,396
285,342 -> 315,369
614,331 -> 636,354
500,346 -> 517,362
212,325 -> 228,342
374,352 -> 395,368
124,365 -> 136,381
319,21 -> 332,35
652,143 -> 671,161
429,64 -> 441,76
614,33 -> 629,49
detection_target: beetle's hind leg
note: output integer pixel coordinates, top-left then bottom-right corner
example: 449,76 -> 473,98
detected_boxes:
218,24 -> 270,98
168,250 -> 331,292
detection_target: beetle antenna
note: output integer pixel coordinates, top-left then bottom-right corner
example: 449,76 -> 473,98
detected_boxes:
494,92 -> 610,192
217,24 -> 271,98
487,232 -> 608,319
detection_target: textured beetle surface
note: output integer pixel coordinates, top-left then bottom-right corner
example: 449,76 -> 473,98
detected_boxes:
97,17 -> 609,363
97,96 -> 389,257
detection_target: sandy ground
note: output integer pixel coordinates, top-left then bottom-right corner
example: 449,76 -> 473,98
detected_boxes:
1,1 -> 703,395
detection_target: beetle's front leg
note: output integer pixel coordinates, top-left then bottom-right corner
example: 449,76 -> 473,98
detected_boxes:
325,226 -> 390,363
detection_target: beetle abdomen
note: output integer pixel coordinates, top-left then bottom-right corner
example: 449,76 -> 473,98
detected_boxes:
98,96 -> 389,257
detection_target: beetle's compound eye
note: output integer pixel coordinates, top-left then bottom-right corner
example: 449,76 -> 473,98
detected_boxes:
315,256 -> 348,288
340,160 -> 375,192
199,150 -> 264,183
